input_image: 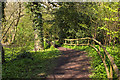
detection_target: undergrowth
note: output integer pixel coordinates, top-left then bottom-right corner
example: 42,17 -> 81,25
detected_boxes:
2,46 -> 61,78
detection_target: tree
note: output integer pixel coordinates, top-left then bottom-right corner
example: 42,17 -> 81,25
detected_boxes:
54,3 -> 91,44
2,2 -> 24,45
27,2 -> 44,51
0,2 -> 5,63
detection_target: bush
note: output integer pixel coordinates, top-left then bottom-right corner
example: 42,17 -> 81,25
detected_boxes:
16,50 -> 33,59
55,41 -> 61,46
50,45 -> 55,50
44,41 -> 49,49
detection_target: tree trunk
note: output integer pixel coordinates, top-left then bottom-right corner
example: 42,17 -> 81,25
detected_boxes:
0,2 -> 5,63
109,35 -> 112,46
12,2 -> 21,44
118,6 -> 120,45
28,3 -> 44,50
104,32 -> 107,46
93,24 -> 97,45
94,23 -> 97,39
58,28 -> 64,44
113,37 -> 115,48
34,30 -> 40,51
0,43 -> 5,63
39,26 -> 44,50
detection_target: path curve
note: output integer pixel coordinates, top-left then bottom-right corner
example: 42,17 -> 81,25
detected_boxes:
47,47 -> 91,78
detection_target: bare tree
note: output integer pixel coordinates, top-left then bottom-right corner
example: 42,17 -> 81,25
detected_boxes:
2,2 -> 24,45
0,2 -> 24,63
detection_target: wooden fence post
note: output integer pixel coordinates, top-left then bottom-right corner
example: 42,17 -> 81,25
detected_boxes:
77,40 -> 78,45
88,39 -> 89,45
65,40 -> 67,51
70,40 -> 72,48
65,40 -> 66,44
77,40 -> 78,50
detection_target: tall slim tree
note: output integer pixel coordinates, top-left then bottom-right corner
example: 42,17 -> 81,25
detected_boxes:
0,2 -> 5,63
27,2 -> 44,51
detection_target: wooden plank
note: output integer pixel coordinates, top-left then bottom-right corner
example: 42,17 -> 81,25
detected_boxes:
64,37 -> 91,41
64,44 -> 89,46
64,38 -> 87,40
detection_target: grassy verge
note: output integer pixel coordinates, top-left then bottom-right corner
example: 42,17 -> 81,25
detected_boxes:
63,45 -> 120,78
2,46 -> 61,78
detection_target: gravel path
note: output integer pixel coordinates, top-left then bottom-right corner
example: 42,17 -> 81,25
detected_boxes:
47,47 -> 91,79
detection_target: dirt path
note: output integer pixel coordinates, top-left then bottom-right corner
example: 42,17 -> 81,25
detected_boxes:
47,47 -> 91,78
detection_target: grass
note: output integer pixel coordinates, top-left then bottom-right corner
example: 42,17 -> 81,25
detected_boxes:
2,46 -> 61,78
2,44 -> 120,79
63,44 -> 120,79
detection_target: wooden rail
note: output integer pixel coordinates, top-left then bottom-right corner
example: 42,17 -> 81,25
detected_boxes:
64,37 -> 120,79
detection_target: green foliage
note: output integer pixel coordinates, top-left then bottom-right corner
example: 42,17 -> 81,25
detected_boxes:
43,41 -> 49,49
2,48 -> 61,78
4,45 -> 34,62
55,40 -> 61,46
16,50 -> 33,59
50,45 -> 55,50
54,3 -> 91,40
11,9 -> 35,50
2,2 -> 120,79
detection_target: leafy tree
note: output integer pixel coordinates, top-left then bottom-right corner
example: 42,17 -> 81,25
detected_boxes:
54,3 -> 91,43
26,2 -> 44,51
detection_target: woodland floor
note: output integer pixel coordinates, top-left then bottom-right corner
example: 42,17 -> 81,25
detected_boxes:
47,47 -> 92,79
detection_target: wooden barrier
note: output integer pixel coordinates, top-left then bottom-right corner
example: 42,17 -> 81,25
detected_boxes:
64,37 -> 120,79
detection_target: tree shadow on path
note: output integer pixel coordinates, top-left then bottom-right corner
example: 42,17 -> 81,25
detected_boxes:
47,47 -> 92,79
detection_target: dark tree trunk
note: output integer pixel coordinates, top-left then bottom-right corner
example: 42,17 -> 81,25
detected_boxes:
30,3 -> 44,51
0,43 -> 5,63
0,2 -> 5,63
58,28 -> 64,45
